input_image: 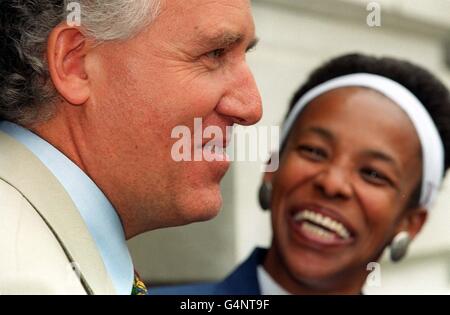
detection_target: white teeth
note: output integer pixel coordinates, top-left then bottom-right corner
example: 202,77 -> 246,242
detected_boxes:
294,210 -> 351,240
301,222 -> 334,240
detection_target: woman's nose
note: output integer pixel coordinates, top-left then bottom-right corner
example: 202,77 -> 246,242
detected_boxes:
313,166 -> 353,200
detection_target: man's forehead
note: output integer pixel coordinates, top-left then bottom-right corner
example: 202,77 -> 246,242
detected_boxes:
167,1 -> 254,35
153,0 -> 256,53
165,0 -> 252,18
192,12 -> 255,47
171,0 -> 251,11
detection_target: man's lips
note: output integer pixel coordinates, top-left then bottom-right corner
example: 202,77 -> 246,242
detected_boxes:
288,203 -> 356,247
198,127 -> 232,162
201,138 -> 229,151
201,127 -> 233,150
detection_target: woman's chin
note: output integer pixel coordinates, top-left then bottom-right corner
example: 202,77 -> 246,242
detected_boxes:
284,248 -> 353,283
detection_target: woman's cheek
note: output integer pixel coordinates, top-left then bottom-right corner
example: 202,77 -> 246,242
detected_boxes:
356,185 -> 398,235
282,155 -> 321,184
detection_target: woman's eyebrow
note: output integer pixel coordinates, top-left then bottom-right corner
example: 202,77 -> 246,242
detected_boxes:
363,150 -> 401,174
303,126 -> 335,141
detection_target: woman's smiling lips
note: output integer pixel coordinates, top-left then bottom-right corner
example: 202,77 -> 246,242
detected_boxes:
288,203 -> 357,249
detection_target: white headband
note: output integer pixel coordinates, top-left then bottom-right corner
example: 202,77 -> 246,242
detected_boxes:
281,73 -> 445,209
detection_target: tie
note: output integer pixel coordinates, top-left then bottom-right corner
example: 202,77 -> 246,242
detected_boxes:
131,272 -> 148,295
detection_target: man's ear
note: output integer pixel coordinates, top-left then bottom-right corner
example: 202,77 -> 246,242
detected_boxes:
395,207 -> 428,241
47,23 -> 91,105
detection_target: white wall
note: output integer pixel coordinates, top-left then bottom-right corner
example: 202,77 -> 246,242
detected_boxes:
129,0 -> 450,293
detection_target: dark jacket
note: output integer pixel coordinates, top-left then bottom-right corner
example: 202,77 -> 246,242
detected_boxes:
150,248 -> 267,295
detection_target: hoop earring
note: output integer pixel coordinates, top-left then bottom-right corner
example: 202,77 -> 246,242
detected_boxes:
390,231 -> 411,262
258,182 -> 272,211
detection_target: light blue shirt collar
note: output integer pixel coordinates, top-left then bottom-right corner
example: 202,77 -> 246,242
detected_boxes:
0,121 -> 134,295
257,265 -> 290,295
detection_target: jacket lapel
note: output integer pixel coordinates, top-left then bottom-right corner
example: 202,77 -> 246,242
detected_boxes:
0,131 -> 116,295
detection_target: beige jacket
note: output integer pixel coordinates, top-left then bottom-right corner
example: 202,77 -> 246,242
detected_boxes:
0,131 -> 116,295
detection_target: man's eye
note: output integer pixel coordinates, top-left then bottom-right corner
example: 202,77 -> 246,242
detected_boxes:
361,168 -> 391,186
206,48 -> 226,59
298,145 -> 328,161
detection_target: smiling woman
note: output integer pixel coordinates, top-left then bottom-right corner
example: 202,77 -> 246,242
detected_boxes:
259,53 -> 450,295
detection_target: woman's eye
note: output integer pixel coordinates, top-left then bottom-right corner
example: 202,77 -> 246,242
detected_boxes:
298,145 -> 328,161
206,48 -> 226,59
361,168 -> 390,185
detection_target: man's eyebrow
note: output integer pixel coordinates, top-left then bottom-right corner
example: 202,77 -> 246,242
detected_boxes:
197,30 -> 242,48
197,30 -> 258,50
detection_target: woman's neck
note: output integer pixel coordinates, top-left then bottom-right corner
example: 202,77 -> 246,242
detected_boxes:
263,246 -> 368,295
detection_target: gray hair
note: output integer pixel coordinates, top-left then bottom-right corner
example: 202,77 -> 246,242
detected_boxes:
0,0 -> 161,126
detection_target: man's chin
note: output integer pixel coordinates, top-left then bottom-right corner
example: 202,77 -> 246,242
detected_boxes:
175,188 -> 224,225
191,195 -> 223,222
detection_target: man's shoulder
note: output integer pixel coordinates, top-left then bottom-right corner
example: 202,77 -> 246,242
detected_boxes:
0,178 -> 45,241
0,179 -> 87,294
0,130 -> 115,295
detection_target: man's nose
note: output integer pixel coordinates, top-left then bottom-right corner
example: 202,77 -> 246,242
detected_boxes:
313,165 -> 353,200
216,63 -> 263,126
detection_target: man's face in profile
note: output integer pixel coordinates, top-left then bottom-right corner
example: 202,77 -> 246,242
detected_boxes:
81,0 -> 262,235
